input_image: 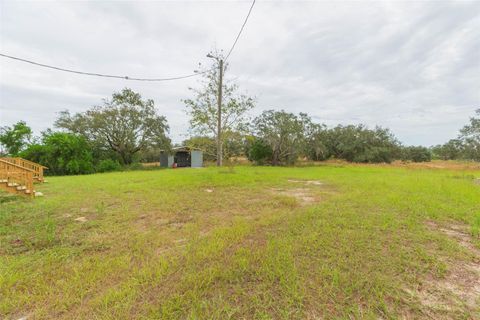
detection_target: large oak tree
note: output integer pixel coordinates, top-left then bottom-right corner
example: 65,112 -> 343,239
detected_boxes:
55,88 -> 170,164
252,110 -> 307,165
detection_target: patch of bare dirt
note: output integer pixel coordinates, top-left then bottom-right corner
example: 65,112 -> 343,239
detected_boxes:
288,179 -> 323,186
11,238 -> 24,247
269,179 -> 329,206
271,187 -> 317,205
441,262 -> 480,309
413,262 -> 480,312
413,221 -> 480,315
426,221 -> 480,255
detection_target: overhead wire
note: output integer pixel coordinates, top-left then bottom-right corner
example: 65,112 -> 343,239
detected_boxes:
225,0 -> 256,61
0,53 -> 209,81
0,0 -> 256,81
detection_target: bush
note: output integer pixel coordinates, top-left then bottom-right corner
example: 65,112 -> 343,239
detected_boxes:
402,146 -> 432,162
246,137 -> 273,165
124,162 -> 145,171
96,159 -> 122,173
352,146 -> 397,163
21,132 -> 94,175
20,144 -> 48,165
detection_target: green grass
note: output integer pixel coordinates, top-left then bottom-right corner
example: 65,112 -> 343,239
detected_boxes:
1,164 -> 479,319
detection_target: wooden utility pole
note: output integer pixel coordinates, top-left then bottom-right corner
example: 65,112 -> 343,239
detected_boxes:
216,59 -> 223,167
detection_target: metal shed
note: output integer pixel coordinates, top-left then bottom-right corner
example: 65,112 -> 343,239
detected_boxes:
160,146 -> 203,168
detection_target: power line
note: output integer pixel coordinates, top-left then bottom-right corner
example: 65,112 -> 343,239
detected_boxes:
0,53 -> 208,81
0,0 -> 256,81
225,0 -> 256,61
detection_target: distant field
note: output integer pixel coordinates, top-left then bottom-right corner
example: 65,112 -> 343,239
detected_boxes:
1,164 -> 479,319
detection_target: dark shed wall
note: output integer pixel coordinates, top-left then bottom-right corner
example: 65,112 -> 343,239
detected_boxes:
160,152 -> 169,167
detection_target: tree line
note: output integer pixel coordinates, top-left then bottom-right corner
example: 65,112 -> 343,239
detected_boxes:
1,62 -> 479,175
430,111 -> 480,162
0,88 -> 170,175
186,109 -> 479,166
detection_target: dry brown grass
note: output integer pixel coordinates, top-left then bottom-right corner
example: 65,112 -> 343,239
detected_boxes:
296,159 -> 480,171
141,162 -> 160,167
390,160 -> 480,170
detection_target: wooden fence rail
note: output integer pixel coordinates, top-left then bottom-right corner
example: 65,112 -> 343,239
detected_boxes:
0,159 -> 35,197
0,157 -> 47,182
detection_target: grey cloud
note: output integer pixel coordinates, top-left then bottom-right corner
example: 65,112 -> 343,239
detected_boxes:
1,1 -> 479,146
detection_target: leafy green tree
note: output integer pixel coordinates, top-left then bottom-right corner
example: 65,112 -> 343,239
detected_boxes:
18,144 -> 46,164
324,125 -> 400,163
0,121 -> 32,156
183,56 -> 255,161
431,139 -> 463,160
55,88 -> 170,164
183,136 -> 217,161
21,132 -> 94,175
253,110 -> 306,165
222,130 -> 248,159
301,115 -> 330,161
459,109 -> 480,161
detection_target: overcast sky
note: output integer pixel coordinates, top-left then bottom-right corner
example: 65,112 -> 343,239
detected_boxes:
1,0 -> 479,146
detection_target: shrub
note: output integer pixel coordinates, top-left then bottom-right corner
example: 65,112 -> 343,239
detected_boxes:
352,146 -> 397,163
247,137 -> 273,165
20,144 -> 48,165
96,159 -> 122,173
124,162 -> 144,171
402,146 -> 432,162
21,132 -> 94,175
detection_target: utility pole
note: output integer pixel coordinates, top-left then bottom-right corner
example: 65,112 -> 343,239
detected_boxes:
217,59 -> 223,167
207,52 -> 224,166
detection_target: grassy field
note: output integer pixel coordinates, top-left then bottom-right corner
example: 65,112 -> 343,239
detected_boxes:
1,163 -> 479,319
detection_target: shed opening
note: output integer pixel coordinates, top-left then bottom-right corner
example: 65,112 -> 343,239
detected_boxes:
160,146 -> 203,168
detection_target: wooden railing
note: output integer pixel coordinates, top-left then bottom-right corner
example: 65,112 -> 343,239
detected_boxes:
0,157 -> 47,182
0,159 -> 34,197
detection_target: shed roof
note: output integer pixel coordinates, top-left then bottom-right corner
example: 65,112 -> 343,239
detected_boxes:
162,146 -> 203,153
